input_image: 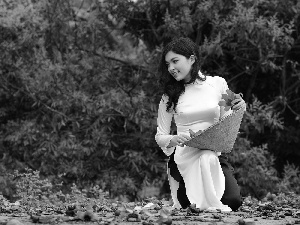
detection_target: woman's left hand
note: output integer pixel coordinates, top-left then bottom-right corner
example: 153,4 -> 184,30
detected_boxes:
231,98 -> 246,111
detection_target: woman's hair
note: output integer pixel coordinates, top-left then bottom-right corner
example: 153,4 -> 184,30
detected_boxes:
159,37 -> 205,113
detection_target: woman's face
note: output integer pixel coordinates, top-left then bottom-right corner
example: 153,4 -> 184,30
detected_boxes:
165,51 -> 195,83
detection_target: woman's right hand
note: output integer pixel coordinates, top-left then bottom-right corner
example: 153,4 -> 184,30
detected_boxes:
168,134 -> 192,148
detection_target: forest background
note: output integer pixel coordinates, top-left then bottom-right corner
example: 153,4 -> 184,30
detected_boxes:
0,0 -> 300,203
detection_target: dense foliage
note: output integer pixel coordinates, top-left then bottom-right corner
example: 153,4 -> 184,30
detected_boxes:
0,0 -> 300,200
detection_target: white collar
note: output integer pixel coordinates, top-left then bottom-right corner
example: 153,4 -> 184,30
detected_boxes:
184,77 -> 204,86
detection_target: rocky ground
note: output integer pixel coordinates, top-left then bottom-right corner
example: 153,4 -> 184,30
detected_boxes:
1,193 -> 300,225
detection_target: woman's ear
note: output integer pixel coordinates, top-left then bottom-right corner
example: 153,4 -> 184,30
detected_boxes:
190,55 -> 196,65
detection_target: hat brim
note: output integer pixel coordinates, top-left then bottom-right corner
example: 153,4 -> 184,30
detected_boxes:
184,107 -> 245,153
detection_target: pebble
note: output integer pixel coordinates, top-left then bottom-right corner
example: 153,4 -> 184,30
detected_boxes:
237,218 -> 245,225
242,207 -> 251,212
127,217 -> 140,222
114,209 -> 121,216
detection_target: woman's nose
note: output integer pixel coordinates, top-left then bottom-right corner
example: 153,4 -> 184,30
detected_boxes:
168,64 -> 174,71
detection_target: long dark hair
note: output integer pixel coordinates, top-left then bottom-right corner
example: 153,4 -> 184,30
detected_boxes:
159,37 -> 205,113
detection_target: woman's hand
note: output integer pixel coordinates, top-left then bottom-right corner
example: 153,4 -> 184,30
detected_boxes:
168,134 -> 191,147
189,129 -> 203,138
231,98 -> 246,111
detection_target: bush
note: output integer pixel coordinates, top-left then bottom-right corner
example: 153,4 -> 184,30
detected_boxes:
228,97 -> 280,198
229,140 -> 279,199
0,0 -> 165,200
1,0 -> 300,201
277,163 -> 300,194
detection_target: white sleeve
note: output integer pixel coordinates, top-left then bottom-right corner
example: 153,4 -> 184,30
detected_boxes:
218,77 -> 233,119
155,95 -> 176,156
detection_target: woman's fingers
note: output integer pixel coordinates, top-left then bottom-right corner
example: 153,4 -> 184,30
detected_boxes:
231,98 -> 243,106
231,98 -> 245,110
232,102 -> 245,110
177,132 -> 204,147
180,134 -> 192,140
231,98 -> 239,104
189,129 -> 195,137
180,136 -> 191,144
176,134 -> 191,146
195,130 -> 203,135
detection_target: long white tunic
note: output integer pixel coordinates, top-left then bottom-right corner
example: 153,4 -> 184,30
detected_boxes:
155,76 -> 232,211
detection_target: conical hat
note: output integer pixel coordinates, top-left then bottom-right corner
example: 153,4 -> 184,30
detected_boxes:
184,107 -> 245,153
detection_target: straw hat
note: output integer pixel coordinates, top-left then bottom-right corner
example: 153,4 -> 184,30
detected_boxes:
184,107 -> 245,153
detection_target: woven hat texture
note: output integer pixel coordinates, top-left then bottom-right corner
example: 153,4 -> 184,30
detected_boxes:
185,107 -> 245,153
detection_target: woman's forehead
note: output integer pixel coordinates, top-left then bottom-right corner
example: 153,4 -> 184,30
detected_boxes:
165,51 -> 184,62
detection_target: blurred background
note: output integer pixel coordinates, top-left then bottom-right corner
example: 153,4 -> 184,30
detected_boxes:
0,0 -> 299,202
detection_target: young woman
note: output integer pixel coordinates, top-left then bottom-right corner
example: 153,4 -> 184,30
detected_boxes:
155,37 -> 246,212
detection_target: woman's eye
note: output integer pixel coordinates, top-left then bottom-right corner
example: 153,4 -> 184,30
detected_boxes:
173,60 -> 178,63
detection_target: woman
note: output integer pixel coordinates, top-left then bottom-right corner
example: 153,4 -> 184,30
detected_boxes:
155,37 -> 246,211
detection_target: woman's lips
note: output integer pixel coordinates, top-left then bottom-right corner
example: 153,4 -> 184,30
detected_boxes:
171,71 -> 178,78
